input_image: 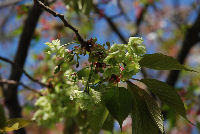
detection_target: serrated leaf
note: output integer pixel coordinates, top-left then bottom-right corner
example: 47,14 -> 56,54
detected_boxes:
140,79 -> 186,118
139,53 -> 195,71
142,89 -> 164,133
0,118 -> 32,132
127,81 -> 160,134
88,105 -> 108,134
103,87 -> 132,129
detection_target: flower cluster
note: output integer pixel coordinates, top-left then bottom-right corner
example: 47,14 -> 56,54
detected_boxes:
33,37 -> 146,127
33,71 -> 79,126
45,39 -> 73,63
70,88 -> 101,110
104,37 -> 146,80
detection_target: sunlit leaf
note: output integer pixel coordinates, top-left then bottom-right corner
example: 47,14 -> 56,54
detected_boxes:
139,53 -> 195,72
1,118 -> 32,132
142,89 -> 164,133
140,79 -> 186,118
127,81 -> 160,134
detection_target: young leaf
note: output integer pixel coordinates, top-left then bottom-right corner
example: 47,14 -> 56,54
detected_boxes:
1,118 -> 31,132
103,87 -> 132,129
139,53 -> 194,71
140,79 -> 186,118
127,81 -> 160,134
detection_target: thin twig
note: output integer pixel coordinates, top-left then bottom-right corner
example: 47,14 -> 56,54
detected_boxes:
0,79 -> 43,96
0,6 -> 15,36
94,5 -> 127,43
34,0 -> 89,50
117,0 -> 130,21
0,56 -> 49,87
133,3 -> 150,36
110,12 -> 123,19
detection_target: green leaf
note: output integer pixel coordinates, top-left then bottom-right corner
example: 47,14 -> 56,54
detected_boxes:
54,65 -> 61,74
0,104 -> 6,129
64,0 -> 93,15
103,87 -> 132,129
77,67 -> 90,79
0,118 -> 32,132
102,114 -> 114,132
54,58 -> 65,74
139,53 -> 195,71
82,0 -> 93,15
142,89 -> 164,133
140,79 -> 186,118
88,105 -> 108,134
127,81 -> 160,134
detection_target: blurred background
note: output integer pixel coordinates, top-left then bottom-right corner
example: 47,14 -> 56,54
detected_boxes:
0,0 -> 200,133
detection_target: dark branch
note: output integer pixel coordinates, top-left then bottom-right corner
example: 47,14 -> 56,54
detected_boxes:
2,3 -> 43,134
116,0 -> 130,21
110,12 -> 124,20
94,5 -> 127,43
166,11 -> 200,87
0,56 -> 48,87
0,79 -> 43,96
133,3 -> 150,36
34,0 -> 90,50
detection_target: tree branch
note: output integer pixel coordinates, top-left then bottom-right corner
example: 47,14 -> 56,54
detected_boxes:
2,3 -> 43,134
34,0 -> 91,50
0,56 -> 48,87
133,3 -> 150,36
0,79 -> 43,96
116,0 -> 130,22
94,5 -> 127,44
166,11 -> 200,87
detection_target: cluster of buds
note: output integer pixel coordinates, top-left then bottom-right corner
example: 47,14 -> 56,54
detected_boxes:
110,74 -> 120,83
93,62 -> 107,73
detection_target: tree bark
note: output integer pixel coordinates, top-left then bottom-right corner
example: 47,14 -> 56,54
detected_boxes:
2,4 -> 43,134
